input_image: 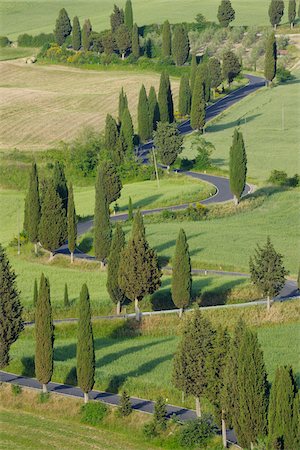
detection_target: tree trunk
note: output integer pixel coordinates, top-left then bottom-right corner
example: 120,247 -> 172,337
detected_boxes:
42,383 -> 47,393
221,410 -> 227,448
116,300 -> 121,315
122,53 -> 125,61
166,165 -> 170,173
84,392 -> 89,403
34,243 -> 38,255
181,391 -> 185,403
267,295 -> 271,311
179,307 -> 183,318
70,252 -> 74,264
233,195 -> 239,206
250,443 -> 254,450
49,251 -> 54,260
100,260 -> 104,270
195,397 -> 201,418
135,298 -> 140,321
274,24 -> 277,30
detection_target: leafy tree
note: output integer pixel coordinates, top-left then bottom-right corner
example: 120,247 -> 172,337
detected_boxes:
39,180 -> 67,258
208,57 -> 222,95
107,223 -> 126,315
24,162 -> 41,254
77,283 -> 95,403
217,0 -> 235,27
53,161 -> 68,213
70,126 -> 100,176
102,31 -> 115,54
222,50 -> 241,84
197,63 -> 211,103
138,84 -> 151,142
0,245 -> 23,368
178,74 -> 191,116
229,128 -> 247,205
171,229 -> 191,317
154,396 -> 167,430
153,122 -> 183,169
148,86 -> 160,133
33,278 -> 38,307
67,182 -> 77,263
118,211 -> 161,320
131,23 -> 140,58
172,24 -> 189,66
82,19 -> 92,51
105,114 -> 119,154
72,16 -> 81,50
120,106 -> 134,154
264,32 -> 277,85
116,24 -> 131,60
35,273 -> 54,393
249,237 -> 288,310
190,72 -> 206,131
124,0 -> 133,31
111,4 -> 124,33
118,87 -> 128,123
269,0 -> 285,29
128,196 -> 133,221
94,164 -> 112,265
158,72 -> 174,123
288,0 -> 297,28
162,20 -> 171,58
64,283 -> 70,307
190,54 -> 198,93
54,8 -> 72,46
118,390 -> 132,416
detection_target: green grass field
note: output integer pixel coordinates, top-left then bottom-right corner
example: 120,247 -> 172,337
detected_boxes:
183,72 -> 300,183
1,0 -> 280,40
0,47 -> 38,61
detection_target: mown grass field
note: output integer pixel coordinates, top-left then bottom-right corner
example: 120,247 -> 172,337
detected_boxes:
183,72 -> 300,183
1,0 -> 282,40
0,60 -> 179,150
0,46 -> 38,61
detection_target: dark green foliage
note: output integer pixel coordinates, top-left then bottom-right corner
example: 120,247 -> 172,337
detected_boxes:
148,86 -> 160,133
77,284 -> 95,396
118,87 -> 128,124
0,245 -> 23,368
131,23 -> 140,58
162,20 -> 171,58
54,8 -> 72,46
158,72 -> 174,123
102,31 -> 115,55
153,122 -> 183,168
107,224 -> 126,314
38,392 -> 50,403
190,72 -> 206,131
118,390 -> 132,416
197,63 -> 211,103
288,0 -> 296,27
124,0 -> 133,31
268,169 -> 299,187
190,54 -> 198,93
217,0 -> 235,27
0,36 -> 10,47
268,366 -> 299,449
38,180 -> 67,253
80,402 -> 107,424
33,278 -> 38,307
70,127 -> 101,176
269,0 -> 285,28
222,50 -> 241,84
178,74 -> 191,116
53,161 -> 68,212
115,24 -> 131,59
67,182 -> 77,259
100,160 -> 122,205
171,229 -> 191,313
35,274 -> 54,386
132,208 -> 145,240
64,283 -> 70,307
177,416 -> 217,448
154,396 -> 167,430
24,162 -> 41,246
172,24 -> 190,66
72,16 -> 81,51
82,19 -> 92,51
264,33 -> 277,83
128,196 -> 133,221
105,114 -> 119,154
229,128 -> 247,204
114,133 -> 127,165
276,66 -> 293,83
111,4 -> 124,33
94,164 -> 112,262
120,106 -> 134,154
11,384 -> 22,396
17,33 -> 54,47
138,84 -> 151,142
208,57 -> 222,90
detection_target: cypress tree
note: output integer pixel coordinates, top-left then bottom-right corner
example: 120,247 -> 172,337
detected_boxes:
153,122 -> 183,169
138,84 -> 151,142
197,63 -> 211,103
162,20 -> 171,58
249,237 -> 288,310
158,72 -> 174,123
128,196 -> 133,221
0,245 -> 23,368
120,106 -> 134,154
82,19 -> 92,51
131,23 -> 140,58
53,161 -> 68,213
154,396 -> 167,430
235,329 -> 268,448
190,54 -> 198,93
72,16 -> 81,50
24,162 -> 41,254
288,0 -> 296,28
77,284 -> 95,403
264,32 -> 277,85
114,133 -> 126,165
64,283 -> 70,307
33,278 -> 38,307
148,86 -> 160,133
208,57 -> 222,96
98,160 -> 122,205
171,229 -> 191,317
54,8 -> 72,46
94,164 -> 112,266
107,223 -> 126,315
118,390 -> 132,416
217,0 -> 235,27
115,24 -> 131,60
229,129 -> 247,205
67,182 -> 77,263
178,74 -> 191,116
222,50 -> 241,85
172,24 -> 190,66
102,30 -> 115,55
118,211 -> 161,320
190,72 -> 206,131
124,0 -> 133,31
268,0 -> 285,29
39,180 -> 67,258
110,4 -> 124,33
35,273 -> 54,393
118,88 -> 128,124
166,73 -> 174,123
105,114 -> 119,154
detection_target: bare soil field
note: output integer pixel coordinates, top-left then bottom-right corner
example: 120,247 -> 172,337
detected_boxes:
0,60 -> 179,150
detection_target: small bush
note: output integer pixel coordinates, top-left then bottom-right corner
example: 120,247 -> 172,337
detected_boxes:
117,390 -> 132,417
177,415 -> 217,448
154,396 -> 167,431
276,66 -> 293,83
11,384 -> 22,396
268,170 -> 299,187
143,420 -> 159,438
0,36 -> 10,47
38,392 -> 50,403
80,402 -> 108,425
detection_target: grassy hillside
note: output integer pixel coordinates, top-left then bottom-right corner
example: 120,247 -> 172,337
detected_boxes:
0,47 -> 38,61
1,0 -> 279,40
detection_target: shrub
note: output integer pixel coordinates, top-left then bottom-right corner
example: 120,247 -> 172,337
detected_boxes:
117,390 -> 132,417
17,33 -> 54,47
11,384 -> 22,395
80,402 -> 108,425
0,36 -> 10,47
185,203 -> 208,221
177,415 -> 217,448
38,392 -> 50,403
268,170 -> 299,187
70,127 -> 102,176
143,420 -> 159,438
276,66 -> 293,83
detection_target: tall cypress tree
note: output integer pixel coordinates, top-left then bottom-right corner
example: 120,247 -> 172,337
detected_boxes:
171,229 -> 191,317
33,278 -> 38,307
72,16 -> 81,50
94,164 -> 112,266
54,8 -> 72,46
105,114 -> 119,154
98,160 -> 122,206
0,245 -> 23,368
172,24 -> 190,66
217,0 -> 235,27
190,54 -> 198,93
77,284 -> 95,403
288,0 -> 296,28
128,196 -> 133,221
131,23 -> 140,58
67,182 -> 77,263
138,84 -> 150,142
162,20 -> 171,58
178,74 -> 191,116
158,72 -> 173,123
197,63 -> 211,103
229,129 -> 247,205
35,273 -> 54,393
114,133 -> 127,165
53,161 -> 68,213
264,32 -> 277,85
24,162 -> 41,254
118,87 -> 128,124
268,0 -> 285,29
110,4 -> 124,33
208,57 -> 222,97
64,283 -> 70,307
115,24 -> 131,60
82,19 -> 92,51
166,73 -> 174,123
148,86 -> 160,133
120,106 -> 134,154
107,223 -> 126,315
190,72 -> 206,131
124,0 -> 133,31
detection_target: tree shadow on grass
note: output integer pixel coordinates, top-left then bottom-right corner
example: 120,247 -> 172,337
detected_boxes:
54,338 -> 117,362
206,113 -> 262,133
21,356 -> 35,378
245,185 -> 289,200
78,236 -> 93,253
